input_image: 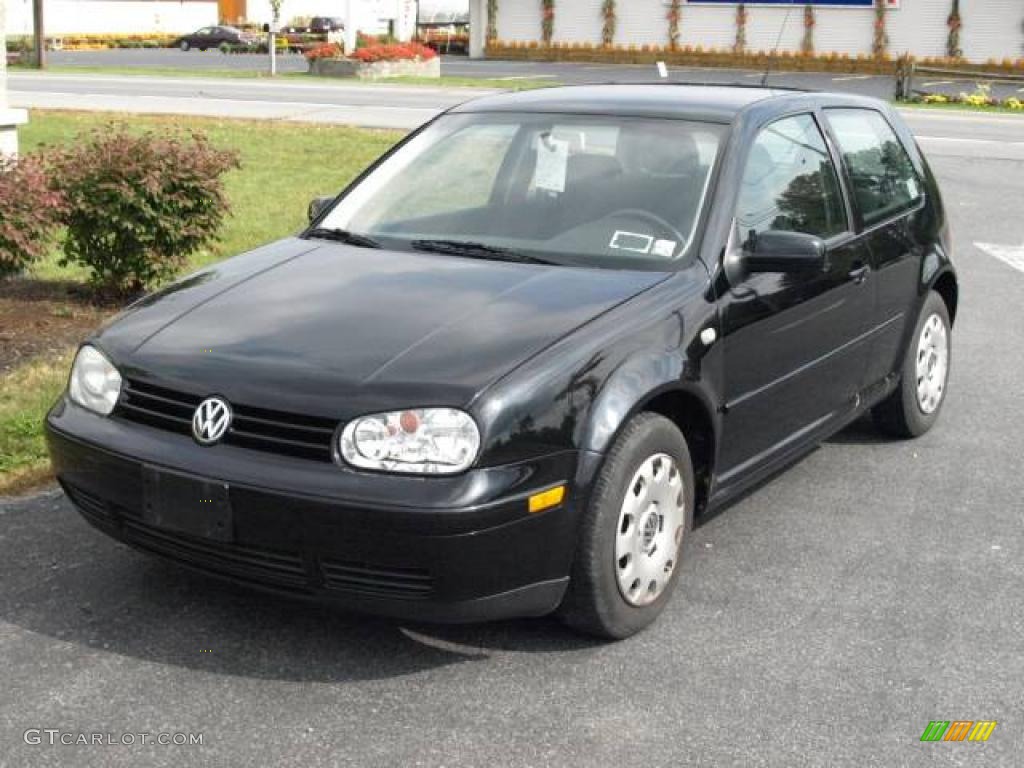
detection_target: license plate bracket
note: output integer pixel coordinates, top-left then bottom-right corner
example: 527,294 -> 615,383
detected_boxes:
142,466 -> 233,542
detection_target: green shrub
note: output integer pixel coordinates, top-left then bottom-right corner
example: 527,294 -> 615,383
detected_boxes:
50,127 -> 240,296
0,155 -> 66,278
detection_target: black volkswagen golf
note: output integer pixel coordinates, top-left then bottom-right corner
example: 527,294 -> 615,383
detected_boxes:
47,86 -> 958,639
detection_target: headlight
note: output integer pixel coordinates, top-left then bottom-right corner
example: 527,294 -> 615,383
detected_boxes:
68,345 -> 122,416
339,408 -> 480,475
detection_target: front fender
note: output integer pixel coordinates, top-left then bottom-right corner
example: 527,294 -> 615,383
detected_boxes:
581,351 -> 687,455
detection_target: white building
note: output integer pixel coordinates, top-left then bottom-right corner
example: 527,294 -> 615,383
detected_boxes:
469,0 -> 1023,64
2,0 -> 417,38
1,0 -> 29,156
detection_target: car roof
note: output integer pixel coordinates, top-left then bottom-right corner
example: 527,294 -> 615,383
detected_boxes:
450,83 -> 884,124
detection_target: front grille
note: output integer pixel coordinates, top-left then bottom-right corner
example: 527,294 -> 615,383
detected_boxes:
121,517 -> 311,591
63,480 -> 437,601
320,558 -> 435,600
115,378 -> 337,462
62,482 -> 118,533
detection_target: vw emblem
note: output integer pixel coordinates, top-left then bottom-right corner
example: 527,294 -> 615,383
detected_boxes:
192,397 -> 232,445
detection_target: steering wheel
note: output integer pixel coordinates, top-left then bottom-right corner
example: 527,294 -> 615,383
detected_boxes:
604,209 -> 686,246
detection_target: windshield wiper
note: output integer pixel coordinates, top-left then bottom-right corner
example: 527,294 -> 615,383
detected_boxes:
411,239 -> 553,265
305,227 -> 382,249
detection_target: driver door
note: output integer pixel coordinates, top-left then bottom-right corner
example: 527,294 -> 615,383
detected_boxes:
716,112 -> 875,482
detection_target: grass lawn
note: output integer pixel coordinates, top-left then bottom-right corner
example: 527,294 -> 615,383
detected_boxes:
0,352 -> 73,494
20,111 -> 403,277
1,110 -> 404,495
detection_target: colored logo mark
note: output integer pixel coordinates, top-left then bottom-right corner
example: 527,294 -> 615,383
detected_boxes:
920,720 -> 997,742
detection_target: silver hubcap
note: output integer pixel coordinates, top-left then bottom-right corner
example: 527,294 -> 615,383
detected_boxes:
916,313 -> 949,414
614,453 -> 686,607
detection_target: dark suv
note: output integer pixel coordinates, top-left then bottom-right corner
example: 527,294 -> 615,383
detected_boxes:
309,17 -> 345,33
47,86 -> 957,639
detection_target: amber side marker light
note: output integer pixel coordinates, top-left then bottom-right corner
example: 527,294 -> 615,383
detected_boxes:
528,485 -> 566,514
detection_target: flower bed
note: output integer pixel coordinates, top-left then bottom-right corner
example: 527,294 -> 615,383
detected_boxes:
486,41 -> 1024,77
6,33 -> 179,52
916,84 -> 1024,110
306,40 -> 439,80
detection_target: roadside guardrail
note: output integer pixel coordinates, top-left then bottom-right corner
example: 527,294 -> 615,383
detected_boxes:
897,62 -> 1024,100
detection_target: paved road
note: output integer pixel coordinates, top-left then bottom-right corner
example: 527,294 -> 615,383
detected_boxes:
10,70 -> 1024,147
2,92 -> 1024,767
36,48 -> 1024,99
8,71 -> 473,129
45,47 -> 311,74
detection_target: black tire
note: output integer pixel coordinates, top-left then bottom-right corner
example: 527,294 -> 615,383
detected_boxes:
873,290 -> 952,438
558,413 -> 694,640
180,41 -> 190,52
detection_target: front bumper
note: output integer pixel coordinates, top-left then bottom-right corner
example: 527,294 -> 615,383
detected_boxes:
46,398 -> 580,622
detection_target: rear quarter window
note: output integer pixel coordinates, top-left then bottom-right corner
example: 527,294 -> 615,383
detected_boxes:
825,108 -> 923,227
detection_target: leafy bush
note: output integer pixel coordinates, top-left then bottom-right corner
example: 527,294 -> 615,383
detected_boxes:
50,127 -> 240,295
0,155 -> 66,278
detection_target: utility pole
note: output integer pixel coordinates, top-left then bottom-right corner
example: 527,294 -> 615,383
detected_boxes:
269,28 -> 277,76
33,0 -> 47,69
269,0 -> 283,76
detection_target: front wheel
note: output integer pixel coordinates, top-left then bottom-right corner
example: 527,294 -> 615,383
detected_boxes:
558,413 -> 694,640
180,41 -> 190,51
873,290 -> 952,437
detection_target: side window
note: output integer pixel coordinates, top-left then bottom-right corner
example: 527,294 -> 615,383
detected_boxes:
825,108 -> 922,226
737,114 -> 847,242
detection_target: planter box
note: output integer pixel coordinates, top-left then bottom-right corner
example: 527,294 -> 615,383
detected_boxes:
309,56 -> 440,80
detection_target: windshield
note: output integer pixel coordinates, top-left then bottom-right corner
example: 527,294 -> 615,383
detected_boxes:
317,113 -> 725,269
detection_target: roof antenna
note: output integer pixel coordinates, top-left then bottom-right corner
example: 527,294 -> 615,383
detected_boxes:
760,0 -> 798,87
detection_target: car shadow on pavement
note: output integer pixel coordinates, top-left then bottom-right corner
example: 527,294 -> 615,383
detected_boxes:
825,413 -> 891,445
0,491 -> 598,684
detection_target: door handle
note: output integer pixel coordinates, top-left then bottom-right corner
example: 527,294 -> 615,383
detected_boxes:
848,264 -> 870,284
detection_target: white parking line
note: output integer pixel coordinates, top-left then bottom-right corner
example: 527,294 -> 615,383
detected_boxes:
922,81 -> 953,87
975,242 -> 1024,274
831,75 -> 875,82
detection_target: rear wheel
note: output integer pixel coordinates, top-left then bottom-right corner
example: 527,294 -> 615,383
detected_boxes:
180,40 -> 190,51
873,290 -> 951,437
558,413 -> 694,640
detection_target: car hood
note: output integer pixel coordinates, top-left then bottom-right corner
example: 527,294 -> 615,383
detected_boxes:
95,238 -> 669,419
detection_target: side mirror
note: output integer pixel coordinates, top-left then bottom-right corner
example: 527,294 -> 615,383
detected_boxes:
742,230 -> 826,273
308,195 -> 334,223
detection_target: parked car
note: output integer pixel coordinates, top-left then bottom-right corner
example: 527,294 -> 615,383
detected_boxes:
173,26 -> 256,52
309,17 -> 345,33
47,85 -> 957,639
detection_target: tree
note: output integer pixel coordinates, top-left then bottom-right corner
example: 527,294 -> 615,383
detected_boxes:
946,0 -> 962,59
601,0 -> 616,48
666,0 -> 682,50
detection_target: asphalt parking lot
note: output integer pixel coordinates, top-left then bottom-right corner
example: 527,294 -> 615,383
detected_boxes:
2,99 -> 1023,767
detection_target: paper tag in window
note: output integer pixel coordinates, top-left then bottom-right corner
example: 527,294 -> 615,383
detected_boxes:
535,136 -> 569,193
652,239 -> 677,258
905,177 -> 919,199
609,231 -> 653,254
